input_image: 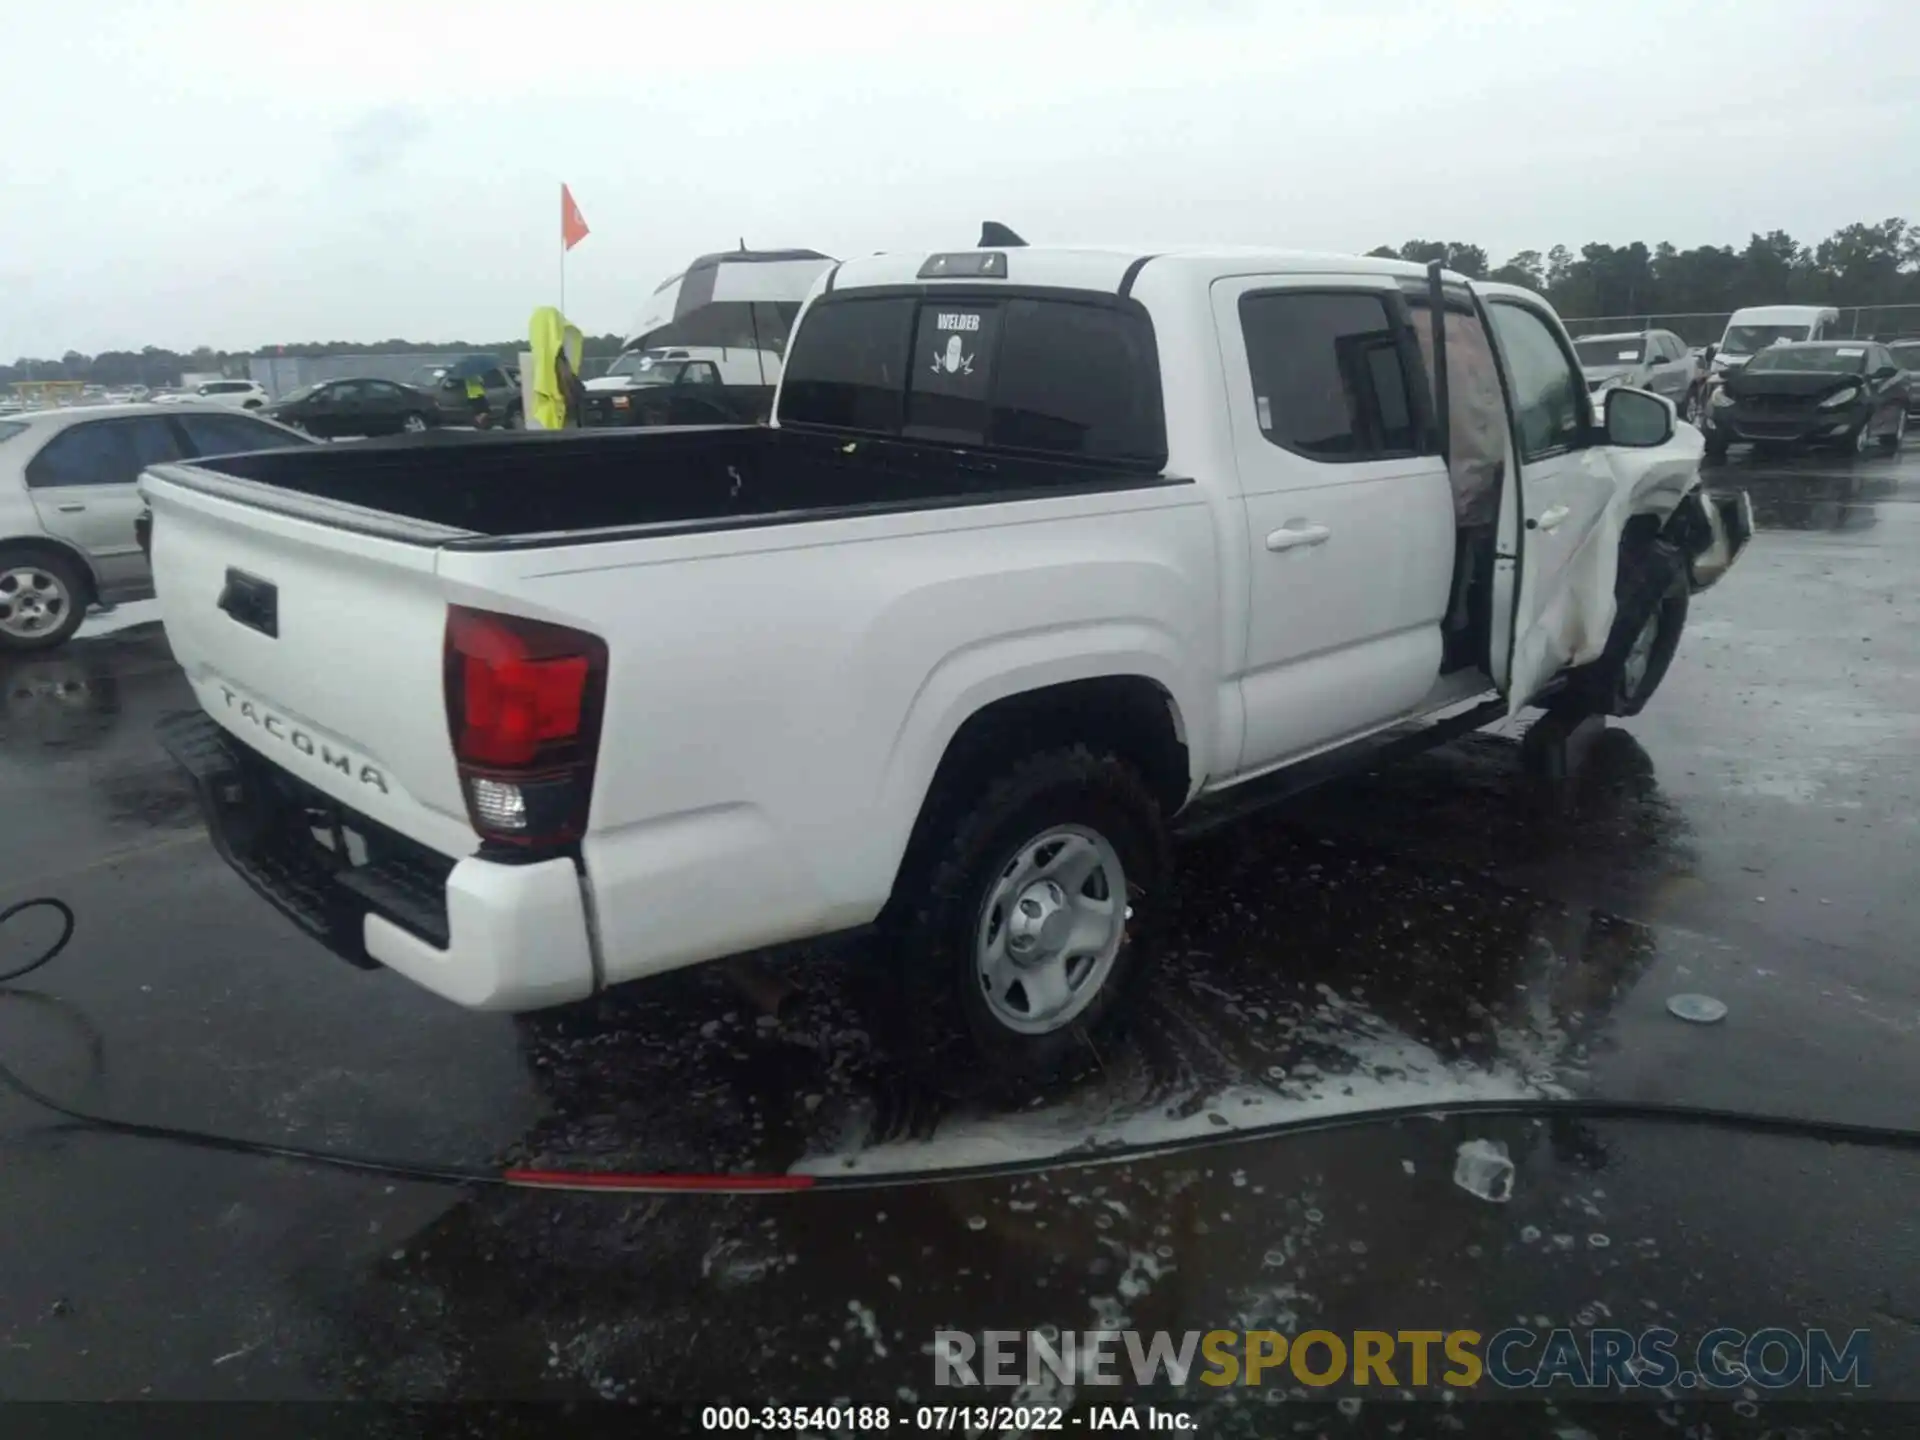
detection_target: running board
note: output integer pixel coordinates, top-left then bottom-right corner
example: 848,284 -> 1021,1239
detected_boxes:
1173,698 -> 1511,839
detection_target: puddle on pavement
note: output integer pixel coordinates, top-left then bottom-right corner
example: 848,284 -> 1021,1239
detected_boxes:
504,794 -> 1661,1187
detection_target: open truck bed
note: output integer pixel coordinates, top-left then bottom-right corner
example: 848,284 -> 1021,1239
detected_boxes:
186,425 -> 1171,546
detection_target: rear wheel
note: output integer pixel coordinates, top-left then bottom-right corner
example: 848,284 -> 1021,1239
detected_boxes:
1879,410 -> 1905,455
891,746 -> 1170,1097
0,549 -> 88,653
402,411 -> 428,434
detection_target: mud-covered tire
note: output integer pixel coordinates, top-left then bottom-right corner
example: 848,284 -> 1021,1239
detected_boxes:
1562,538 -> 1690,718
890,746 -> 1171,1099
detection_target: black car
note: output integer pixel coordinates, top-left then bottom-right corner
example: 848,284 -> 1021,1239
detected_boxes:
260,378 -> 454,439
1702,341 -> 1909,459
1889,341 -> 1920,418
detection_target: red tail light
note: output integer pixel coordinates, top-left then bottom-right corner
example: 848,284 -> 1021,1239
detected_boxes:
445,606 -> 607,849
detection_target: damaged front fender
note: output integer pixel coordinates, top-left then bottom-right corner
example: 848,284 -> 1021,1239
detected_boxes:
1669,484 -> 1755,592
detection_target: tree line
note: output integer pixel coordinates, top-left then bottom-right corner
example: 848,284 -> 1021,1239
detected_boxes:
1368,217 -> 1919,340
8,217 -> 1919,389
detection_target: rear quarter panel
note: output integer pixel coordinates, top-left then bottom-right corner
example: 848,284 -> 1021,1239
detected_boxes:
440,487 -> 1220,983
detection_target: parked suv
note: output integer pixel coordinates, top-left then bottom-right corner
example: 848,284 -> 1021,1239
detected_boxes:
413,360 -> 523,429
1573,329 -> 1703,421
156,379 -> 269,410
0,404 -> 310,651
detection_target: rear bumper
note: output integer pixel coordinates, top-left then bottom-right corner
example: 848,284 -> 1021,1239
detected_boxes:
159,710 -> 595,1011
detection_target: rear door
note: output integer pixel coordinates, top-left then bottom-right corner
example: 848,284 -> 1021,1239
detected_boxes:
360,381 -> 414,434
1213,277 -> 1455,771
1650,333 -> 1691,404
26,415 -> 181,594
1477,294 -> 1619,707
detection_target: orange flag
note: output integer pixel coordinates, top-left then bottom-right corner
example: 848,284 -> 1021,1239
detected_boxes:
561,184 -> 590,251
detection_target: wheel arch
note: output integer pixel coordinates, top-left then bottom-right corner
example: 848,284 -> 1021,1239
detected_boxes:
882,669 -> 1194,914
0,534 -> 101,605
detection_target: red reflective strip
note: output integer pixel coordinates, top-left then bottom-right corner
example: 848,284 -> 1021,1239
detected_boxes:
501,1168 -> 816,1193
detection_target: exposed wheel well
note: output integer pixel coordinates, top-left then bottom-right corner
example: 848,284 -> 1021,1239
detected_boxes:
0,538 -> 97,605
889,675 -> 1190,910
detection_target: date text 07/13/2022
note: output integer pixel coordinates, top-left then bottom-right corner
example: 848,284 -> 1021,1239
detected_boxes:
699,1403 -> 1192,1431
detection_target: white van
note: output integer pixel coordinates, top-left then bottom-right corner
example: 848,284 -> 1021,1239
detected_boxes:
1712,305 -> 1841,375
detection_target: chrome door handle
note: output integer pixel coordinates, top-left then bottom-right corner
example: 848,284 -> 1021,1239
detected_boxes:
1531,504 -> 1570,532
1266,523 -> 1331,552
56,503 -> 86,513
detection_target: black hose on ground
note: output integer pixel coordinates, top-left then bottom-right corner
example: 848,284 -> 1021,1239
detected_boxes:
5,896 -> 1920,1196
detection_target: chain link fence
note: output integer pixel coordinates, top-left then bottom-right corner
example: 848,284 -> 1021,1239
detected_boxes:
1562,304 -> 1920,348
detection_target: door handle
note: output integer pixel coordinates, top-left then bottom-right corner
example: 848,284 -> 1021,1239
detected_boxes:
56,503 -> 86,513
1266,523 -> 1332,552
1530,504 -> 1570,532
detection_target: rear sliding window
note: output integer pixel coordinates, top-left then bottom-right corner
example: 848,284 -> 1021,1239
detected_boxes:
782,292 -> 1166,467
779,297 -> 915,434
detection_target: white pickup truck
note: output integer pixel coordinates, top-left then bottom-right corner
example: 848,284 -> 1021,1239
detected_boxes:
144,245 -> 1751,1086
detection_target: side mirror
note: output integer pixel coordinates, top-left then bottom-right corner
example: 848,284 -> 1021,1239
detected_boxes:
1872,364 -> 1900,381
1605,387 -> 1674,448
1702,345 -> 1717,365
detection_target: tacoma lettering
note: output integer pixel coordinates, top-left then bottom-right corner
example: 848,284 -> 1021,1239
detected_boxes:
215,685 -> 387,793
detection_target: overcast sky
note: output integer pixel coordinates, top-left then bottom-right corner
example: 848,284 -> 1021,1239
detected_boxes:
4,0 -> 1916,358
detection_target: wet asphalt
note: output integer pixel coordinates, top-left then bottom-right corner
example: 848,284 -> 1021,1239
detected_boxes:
1,445 -> 1917,1434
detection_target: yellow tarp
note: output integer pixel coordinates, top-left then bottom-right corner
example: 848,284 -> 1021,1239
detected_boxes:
528,306 -> 585,430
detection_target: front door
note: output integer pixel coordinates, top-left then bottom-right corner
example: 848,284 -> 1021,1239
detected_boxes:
1644,334 -> 1689,405
1478,295 -> 1623,708
1213,277 -> 1456,774
303,382 -> 353,439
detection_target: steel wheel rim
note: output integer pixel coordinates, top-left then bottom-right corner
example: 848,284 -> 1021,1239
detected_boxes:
0,564 -> 71,640
974,825 -> 1128,1036
1623,608 -> 1661,696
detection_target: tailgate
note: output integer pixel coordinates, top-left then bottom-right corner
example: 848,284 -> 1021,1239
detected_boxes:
142,461 -> 479,858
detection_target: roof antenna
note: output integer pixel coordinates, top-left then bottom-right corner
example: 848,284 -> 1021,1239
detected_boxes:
979,221 -> 1027,248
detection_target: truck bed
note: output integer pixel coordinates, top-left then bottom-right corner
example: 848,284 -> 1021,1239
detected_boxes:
192,426 -> 1173,544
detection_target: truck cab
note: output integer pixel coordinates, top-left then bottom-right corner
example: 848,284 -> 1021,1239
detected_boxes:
582,345 -> 784,427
